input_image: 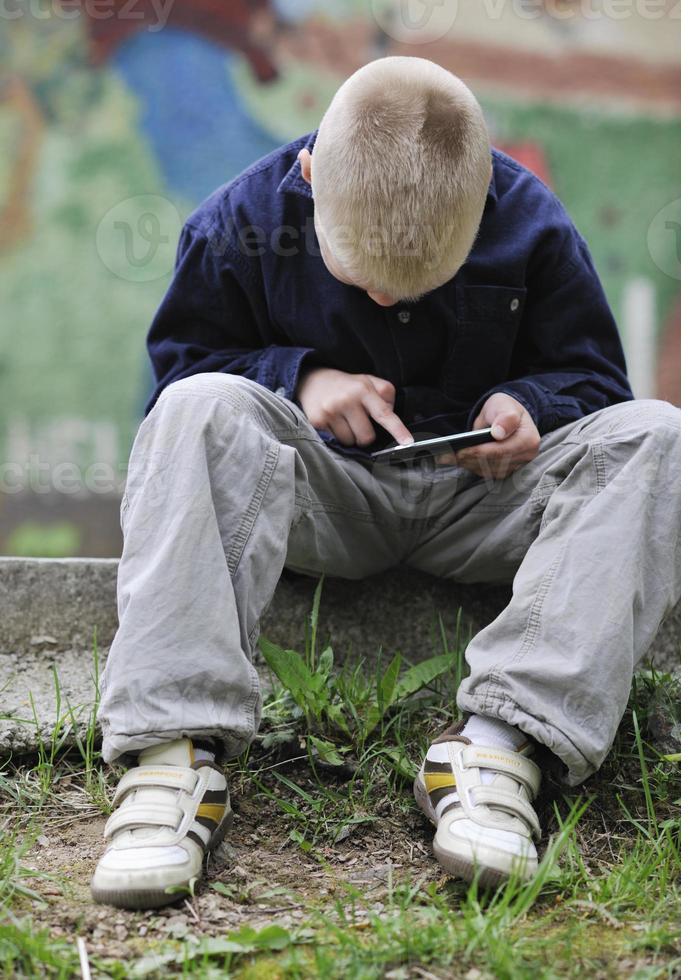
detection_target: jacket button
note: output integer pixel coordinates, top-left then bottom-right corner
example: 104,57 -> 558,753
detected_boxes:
510,298 -> 520,312
397,309 -> 411,324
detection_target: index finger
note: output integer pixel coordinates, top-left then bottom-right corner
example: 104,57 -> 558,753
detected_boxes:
362,388 -> 413,445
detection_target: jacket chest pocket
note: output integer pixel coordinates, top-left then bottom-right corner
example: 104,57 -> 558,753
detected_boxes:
440,284 -> 527,401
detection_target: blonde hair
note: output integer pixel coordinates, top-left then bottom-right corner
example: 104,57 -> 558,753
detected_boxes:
311,56 -> 491,302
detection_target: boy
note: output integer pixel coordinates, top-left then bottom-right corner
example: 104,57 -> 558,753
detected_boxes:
91,56 -> 681,907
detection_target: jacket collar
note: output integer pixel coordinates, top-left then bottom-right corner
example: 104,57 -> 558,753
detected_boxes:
276,129 -> 318,199
276,128 -> 498,203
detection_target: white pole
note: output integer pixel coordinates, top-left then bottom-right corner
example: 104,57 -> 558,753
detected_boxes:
622,277 -> 656,399
77,937 -> 92,980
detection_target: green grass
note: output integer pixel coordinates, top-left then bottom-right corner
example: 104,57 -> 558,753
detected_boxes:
1,577 -> 680,978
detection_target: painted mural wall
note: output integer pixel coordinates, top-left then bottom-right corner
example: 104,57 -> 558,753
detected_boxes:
1,1 -> 680,555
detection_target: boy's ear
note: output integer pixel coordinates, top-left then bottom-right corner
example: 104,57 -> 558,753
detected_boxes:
298,148 -> 312,185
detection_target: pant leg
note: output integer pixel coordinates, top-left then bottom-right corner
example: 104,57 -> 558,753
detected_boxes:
97,373 -> 415,765
403,399 -> 681,786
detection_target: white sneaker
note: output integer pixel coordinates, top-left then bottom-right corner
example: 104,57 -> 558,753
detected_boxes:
91,738 -> 231,909
414,724 -> 542,887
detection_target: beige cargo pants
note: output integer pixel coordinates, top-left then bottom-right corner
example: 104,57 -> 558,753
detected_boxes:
98,373 -> 681,785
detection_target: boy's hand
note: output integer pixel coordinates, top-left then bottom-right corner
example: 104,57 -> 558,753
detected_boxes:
295,367 -> 414,448
435,392 -> 540,478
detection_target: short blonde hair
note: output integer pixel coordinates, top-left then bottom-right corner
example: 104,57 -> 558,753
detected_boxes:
311,56 -> 491,301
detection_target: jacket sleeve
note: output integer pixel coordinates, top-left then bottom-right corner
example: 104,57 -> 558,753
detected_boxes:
145,220 -> 322,415
466,231 -> 634,434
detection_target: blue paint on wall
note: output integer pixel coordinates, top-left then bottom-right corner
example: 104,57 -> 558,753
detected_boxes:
112,28 -> 279,203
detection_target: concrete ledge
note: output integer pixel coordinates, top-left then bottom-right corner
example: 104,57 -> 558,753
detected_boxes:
0,557 -> 512,658
1,558 -> 679,756
0,557 -> 119,654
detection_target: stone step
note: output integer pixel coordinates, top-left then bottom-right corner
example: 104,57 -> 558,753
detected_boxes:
1,558 -> 679,756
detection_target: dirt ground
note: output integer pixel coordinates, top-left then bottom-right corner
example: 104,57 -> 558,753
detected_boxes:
19,775 -> 444,964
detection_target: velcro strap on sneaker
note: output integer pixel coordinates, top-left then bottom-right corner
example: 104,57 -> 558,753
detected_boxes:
460,745 -> 541,799
471,787 -> 542,840
104,802 -> 185,839
112,766 -> 200,808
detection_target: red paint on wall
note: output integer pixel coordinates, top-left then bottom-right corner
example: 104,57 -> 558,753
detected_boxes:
495,142 -> 553,188
58,0 -> 279,82
396,37 -> 681,110
657,294 -> 681,406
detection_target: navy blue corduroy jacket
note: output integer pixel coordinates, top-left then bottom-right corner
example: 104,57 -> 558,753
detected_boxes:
146,129 -> 634,460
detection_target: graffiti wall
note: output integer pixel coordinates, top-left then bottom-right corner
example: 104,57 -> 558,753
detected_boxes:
1,1 -> 680,555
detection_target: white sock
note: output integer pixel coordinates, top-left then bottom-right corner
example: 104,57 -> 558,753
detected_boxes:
193,746 -> 216,762
460,714 -> 528,786
461,714 -> 527,752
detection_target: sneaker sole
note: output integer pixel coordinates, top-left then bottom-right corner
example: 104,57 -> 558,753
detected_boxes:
431,839 -> 513,890
91,804 -> 233,910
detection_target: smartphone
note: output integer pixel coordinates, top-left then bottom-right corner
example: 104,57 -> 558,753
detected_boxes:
371,426 -> 495,463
